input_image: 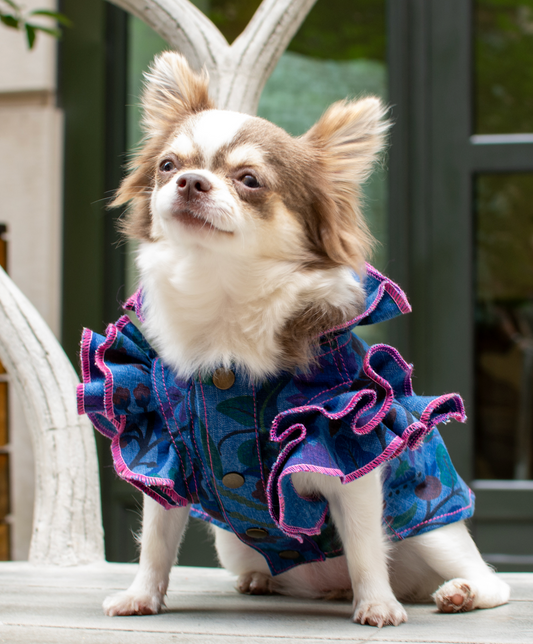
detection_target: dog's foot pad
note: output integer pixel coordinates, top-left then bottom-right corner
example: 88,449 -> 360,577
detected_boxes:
237,572 -> 274,595
103,590 -> 163,616
434,579 -> 475,613
353,597 -> 408,627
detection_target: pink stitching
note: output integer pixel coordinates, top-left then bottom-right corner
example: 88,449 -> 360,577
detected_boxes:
305,380 -> 351,405
270,389 -> 377,442
383,514 -> 404,541
109,419 -> 187,507
124,288 -> 145,323
332,336 -> 346,382
318,334 -> 351,356
159,362 -> 199,498
76,384 -> 85,415
336,335 -> 350,382
198,379 -> 278,570
320,265 -> 411,337
188,384 -> 216,502
80,328 -> 92,384
93,324 -> 118,420
252,383 -> 267,496
396,489 -> 474,537
115,314 -> 130,332
153,359 -> 193,501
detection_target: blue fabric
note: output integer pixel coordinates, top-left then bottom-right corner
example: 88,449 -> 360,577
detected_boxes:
78,265 -> 473,576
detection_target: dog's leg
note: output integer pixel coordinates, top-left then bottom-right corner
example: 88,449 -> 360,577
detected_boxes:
395,521 -> 510,612
293,470 -> 407,627
103,498 -> 190,616
214,526 -> 274,595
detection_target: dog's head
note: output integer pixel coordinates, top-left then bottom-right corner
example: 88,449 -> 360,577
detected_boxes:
114,52 -> 388,274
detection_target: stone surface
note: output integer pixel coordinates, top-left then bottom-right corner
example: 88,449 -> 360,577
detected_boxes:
1,562 -> 531,643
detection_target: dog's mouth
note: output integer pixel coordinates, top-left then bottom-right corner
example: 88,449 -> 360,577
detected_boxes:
172,208 -> 233,234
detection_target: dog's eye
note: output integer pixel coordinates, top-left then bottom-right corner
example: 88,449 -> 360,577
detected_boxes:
160,160 -> 175,173
240,174 -> 261,189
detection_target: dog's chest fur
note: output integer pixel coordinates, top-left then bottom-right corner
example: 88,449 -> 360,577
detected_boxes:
138,239 -> 362,380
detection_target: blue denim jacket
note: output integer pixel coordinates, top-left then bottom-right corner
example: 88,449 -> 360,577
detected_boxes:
78,265 -> 473,575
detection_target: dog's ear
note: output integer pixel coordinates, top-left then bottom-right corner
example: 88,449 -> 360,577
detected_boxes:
112,53 -> 213,238
141,52 -> 213,137
302,97 -> 389,273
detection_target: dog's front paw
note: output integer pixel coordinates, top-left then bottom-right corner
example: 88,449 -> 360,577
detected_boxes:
103,589 -> 164,616
433,579 -> 475,613
353,597 -> 408,627
236,572 -> 274,595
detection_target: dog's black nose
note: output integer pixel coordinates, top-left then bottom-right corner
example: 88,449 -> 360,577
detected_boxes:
176,173 -> 212,200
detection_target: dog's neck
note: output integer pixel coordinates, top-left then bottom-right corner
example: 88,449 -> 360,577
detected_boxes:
137,240 -> 364,381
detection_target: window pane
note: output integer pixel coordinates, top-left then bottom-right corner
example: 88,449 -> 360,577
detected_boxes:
475,0 -> 533,134
475,173 -> 533,479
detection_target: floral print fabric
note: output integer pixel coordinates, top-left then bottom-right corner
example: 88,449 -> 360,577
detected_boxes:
77,265 -> 473,575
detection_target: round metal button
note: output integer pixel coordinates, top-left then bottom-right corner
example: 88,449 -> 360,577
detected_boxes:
245,528 -> 268,539
222,472 -> 245,489
279,550 -> 300,560
212,368 -> 235,390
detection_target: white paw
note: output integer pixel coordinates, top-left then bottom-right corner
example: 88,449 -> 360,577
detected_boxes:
353,597 -> 408,627
236,572 -> 274,595
433,579 -> 475,613
103,590 -> 164,616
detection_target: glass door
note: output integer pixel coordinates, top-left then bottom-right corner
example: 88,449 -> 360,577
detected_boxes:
388,0 -> 533,571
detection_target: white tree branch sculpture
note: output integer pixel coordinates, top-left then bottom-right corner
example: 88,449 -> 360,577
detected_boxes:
0,267 -> 104,565
109,0 -> 318,114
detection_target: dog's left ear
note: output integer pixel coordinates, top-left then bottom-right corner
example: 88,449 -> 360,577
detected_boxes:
302,97 -> 389,273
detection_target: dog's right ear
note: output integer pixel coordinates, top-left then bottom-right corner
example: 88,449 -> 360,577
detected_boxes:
141,52 -> 213,137
111,53 -> 213,238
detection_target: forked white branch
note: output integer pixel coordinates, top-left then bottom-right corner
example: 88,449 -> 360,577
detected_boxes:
0,267 -> 104,565
109,0 -> 318,113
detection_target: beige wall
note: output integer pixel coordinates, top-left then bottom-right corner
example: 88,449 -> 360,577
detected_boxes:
0,1 -> 63,559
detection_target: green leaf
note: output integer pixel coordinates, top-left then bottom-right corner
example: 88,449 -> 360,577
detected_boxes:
216,396 -> 255,427
394,458 -> 410,479
2,1 -> 20,10
1,14 -> 19,28
390,502 -> 417,531
25,23 -> 36,48
29,10 -> 72,27
30,24 -> 61,38
218,486 -> 266,511
436,443 -> 457,488
199,420 -> 223,480
237,439 -> 257,467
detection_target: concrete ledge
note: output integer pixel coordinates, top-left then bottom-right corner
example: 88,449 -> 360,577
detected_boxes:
1,562 -> 531,643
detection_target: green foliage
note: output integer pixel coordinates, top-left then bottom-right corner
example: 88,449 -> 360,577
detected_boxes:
0,0 -> 71,49
389,502 -> 417,531
207,0 -> 386,61
476,0 -> 533,133
436,444 -> 458,489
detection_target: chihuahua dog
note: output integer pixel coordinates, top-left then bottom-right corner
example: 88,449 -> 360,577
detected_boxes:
100,52 -> 509,627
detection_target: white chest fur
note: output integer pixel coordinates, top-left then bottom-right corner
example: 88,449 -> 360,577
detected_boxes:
136,240 -> 362,380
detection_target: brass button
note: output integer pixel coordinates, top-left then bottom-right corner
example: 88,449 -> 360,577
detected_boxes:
279,550 -> 300,560
212,368 -> 235,390
245,527 -> 268,539
222,472 -> 245,489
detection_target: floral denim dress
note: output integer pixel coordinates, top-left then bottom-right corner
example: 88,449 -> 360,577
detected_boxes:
77,265 -> 473,576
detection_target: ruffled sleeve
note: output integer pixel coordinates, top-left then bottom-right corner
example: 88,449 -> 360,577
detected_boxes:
266,340 -> 467,540
77,315 -> 190,509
